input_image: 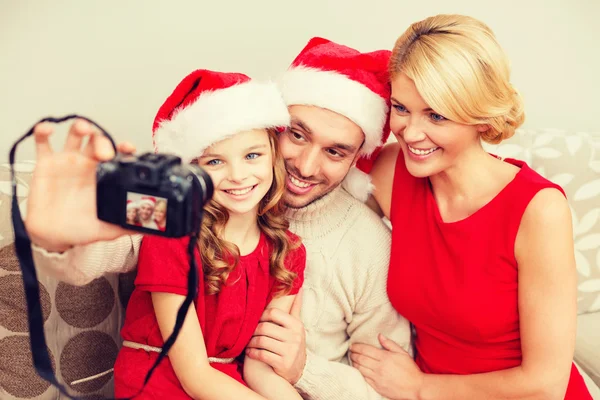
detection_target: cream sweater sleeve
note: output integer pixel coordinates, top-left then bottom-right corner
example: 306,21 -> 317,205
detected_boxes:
31,234 -> 143,286
294,213 -> 411,400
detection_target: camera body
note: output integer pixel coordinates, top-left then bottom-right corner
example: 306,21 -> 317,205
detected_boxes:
96,152 -> 213,237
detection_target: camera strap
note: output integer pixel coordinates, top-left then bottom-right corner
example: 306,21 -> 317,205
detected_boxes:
9,115 -> 200,399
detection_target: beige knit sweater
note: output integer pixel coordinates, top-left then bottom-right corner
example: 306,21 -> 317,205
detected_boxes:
32,186 -> 411,400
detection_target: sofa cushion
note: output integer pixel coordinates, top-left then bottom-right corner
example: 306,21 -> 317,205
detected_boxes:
0,162 -> 121,399
576,312 -> 600,388
485,129 -> 600,315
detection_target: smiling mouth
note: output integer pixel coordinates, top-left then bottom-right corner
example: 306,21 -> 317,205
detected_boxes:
289,175 -> 314,188
223,185 -> 256,195
408,145 -> 440,156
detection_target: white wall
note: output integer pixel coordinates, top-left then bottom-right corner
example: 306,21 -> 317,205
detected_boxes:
1,0 -> 598,161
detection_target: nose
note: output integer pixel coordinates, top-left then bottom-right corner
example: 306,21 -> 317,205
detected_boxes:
402,117 -> 427,143
295,146 -> 321,178
227,161 -> 248,183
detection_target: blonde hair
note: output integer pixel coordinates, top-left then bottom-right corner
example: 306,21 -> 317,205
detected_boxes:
155,199 -> 167,212
389,14 -> 525,143
196,129 -> 299,296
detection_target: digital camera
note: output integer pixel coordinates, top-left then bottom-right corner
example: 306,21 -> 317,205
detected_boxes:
96,152 -> 213,237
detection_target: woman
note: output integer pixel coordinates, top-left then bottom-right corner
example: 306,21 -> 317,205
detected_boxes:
351,14 -> 592,399
153,198 -> 167,231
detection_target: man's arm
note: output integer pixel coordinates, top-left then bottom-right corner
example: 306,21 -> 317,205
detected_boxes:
32,234 -> 142,286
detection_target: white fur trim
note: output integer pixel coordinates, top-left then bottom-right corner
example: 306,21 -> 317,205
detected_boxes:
279,66 -> 388,155
127,202 -> 138,210
153,80 -> 290,163
342,166 -> 374,202
139,197 -> 156,207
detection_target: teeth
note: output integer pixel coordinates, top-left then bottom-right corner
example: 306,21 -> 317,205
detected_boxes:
290,175 -> 311,188
408,146 -> 438,156
225,186 -> 253,195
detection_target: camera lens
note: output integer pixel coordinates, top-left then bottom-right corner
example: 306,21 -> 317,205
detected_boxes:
136,166 -> 151,181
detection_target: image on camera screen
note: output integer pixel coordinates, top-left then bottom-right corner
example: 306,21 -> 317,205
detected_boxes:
126,192 -> 168,232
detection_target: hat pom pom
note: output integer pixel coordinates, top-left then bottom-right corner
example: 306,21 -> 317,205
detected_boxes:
342,166 -> 374,202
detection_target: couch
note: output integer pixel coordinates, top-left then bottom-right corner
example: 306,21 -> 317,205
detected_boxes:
0,128 -> 598,399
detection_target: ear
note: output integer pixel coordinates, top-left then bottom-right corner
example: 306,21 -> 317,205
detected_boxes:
476,124 -> 490,133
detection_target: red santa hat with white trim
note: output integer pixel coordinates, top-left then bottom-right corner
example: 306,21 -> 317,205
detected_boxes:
126,200 -> 139,210
278,37 -> 392,202
139,196 -> 156,208
152,69 -> 290,163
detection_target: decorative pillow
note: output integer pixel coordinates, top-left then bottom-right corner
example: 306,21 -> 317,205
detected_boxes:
485,130 -> 600,315
0,162 -> 122,400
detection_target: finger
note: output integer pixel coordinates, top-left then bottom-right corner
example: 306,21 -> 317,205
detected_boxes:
246,335 -> 287,356
82,132 -> 116,161
252,321 -> 289,342
64,119 -> 93,152
350,343 -> 384,361
354,362 -> 376,380
33,122 -> 54,160
245,348 -> 283,369
116,141 -> 136,155
290,288 -> 303,319
349,352 -> 379,371
260,307 -> 302,329
379,333 -> 407,354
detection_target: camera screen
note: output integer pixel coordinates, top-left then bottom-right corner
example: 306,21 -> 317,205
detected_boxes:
126,192 -> 168,232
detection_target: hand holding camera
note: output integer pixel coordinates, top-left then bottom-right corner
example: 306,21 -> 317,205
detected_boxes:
24,119 -> 138,252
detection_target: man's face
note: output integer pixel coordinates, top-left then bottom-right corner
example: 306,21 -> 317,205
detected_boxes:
139,203 -> 154,221
279,105 -> 364,208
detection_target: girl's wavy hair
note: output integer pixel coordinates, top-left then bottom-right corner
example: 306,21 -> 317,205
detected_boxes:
195,128 -> 299,296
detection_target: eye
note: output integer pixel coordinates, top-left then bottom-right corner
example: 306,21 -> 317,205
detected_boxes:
430,113 -> 447,122
246,152 -> 261,160
392,104 -> 408,113
326,149 -> 343,158
290,130 -> 306,141
205,159 -> 222,166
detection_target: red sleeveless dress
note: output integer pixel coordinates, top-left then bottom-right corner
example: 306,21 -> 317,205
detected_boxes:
387,151 -> 591,399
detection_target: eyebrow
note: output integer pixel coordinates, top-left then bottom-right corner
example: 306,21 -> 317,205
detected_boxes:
390,97 -> 433,112
200,144 -> 268,159
290,117 -> 313,134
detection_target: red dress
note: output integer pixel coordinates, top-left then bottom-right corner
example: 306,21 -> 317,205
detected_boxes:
114,231 -> 305,399
387,152 -> 591,399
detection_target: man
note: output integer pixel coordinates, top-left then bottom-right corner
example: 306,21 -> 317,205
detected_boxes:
28,38 -> 410,399
137,196 -> 158,229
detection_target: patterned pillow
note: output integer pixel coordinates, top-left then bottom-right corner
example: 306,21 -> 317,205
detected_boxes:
0,162 -> 122,400
485,129 -> 600,315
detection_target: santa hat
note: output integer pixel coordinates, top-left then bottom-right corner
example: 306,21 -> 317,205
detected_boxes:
152,69 -> 290,163
126,200 -> 138,210
279,37 -> 392,202
139,196 -> 156,207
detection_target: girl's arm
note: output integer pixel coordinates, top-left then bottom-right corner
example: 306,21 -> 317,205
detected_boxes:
244,294 -> 303,400
152,292 -> 267,400
419,188 -> 577,400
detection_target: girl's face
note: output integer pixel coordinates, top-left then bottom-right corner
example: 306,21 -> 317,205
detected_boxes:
126,208 -> 137,222
198,129 -> 274,216
154,204 -> 166,224
390,73 -> 485,178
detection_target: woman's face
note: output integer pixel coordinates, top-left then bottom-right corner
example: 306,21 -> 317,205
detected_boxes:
389,73 -> 485,178
154,204 -> 166,224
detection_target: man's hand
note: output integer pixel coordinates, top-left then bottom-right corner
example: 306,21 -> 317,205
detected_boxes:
246,289 -> 306,384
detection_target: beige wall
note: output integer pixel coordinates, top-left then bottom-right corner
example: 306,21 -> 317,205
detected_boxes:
1,0 -> 598,161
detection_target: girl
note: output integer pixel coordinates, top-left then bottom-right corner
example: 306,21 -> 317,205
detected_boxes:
125,200 -> 140,226
351,14 -> 592,399
113,69 -> 305,400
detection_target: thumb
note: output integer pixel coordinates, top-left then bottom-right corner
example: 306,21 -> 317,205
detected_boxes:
379,333 -> 406,353
290,288 -> 303,318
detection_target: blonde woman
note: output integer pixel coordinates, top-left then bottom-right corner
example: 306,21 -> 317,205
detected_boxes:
351,15 -> 592,399
153,199 -> 167,231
